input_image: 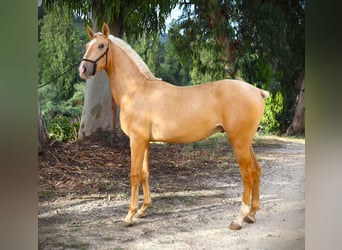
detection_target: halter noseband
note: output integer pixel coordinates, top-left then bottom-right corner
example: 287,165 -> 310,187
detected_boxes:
81,41 -> 109,76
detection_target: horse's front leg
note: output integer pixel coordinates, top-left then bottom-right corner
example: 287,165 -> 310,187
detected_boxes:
122,136 -> 148,227
136,146 -> 152,218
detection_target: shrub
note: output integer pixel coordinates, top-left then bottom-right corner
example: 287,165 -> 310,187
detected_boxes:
259,91 -> 284,134
48,115 -> 80,142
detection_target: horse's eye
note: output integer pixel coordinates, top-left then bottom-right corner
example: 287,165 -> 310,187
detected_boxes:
98,43 -> 104,49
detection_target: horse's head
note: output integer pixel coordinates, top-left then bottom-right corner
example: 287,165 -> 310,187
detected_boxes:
79,23 -> 111,79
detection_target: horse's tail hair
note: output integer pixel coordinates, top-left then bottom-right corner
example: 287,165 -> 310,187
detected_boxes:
260,89 -> 270,99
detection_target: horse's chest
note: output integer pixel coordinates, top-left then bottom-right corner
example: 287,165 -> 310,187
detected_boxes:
119,107 -> 150,137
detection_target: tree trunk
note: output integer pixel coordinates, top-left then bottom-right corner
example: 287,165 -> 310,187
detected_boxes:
286,71 -> 305,136
77,15 -> 125,143
208,0 -> 237,78
38,102 -> 49,153
77,71 -> 115,139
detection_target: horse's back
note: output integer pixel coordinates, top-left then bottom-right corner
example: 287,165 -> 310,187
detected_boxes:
147,78 -> 266,124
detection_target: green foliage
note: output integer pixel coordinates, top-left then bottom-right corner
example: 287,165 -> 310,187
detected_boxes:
48,115 -> 80,142
168,0 -> 304,133
157,36 -> 191,86
129,33 -> 161,77
188,39 -> 227,84
260,91 -> 284,134
130,33 -> 190,86
169,22 -> 228,85
43,0 -> 178,38
38,6 -> 85,101
42,83 -> 84,142
39,5 -> 86,142
41,83 -> 85,120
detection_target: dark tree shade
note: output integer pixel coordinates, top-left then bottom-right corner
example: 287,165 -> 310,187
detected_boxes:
42,0 -> 178,38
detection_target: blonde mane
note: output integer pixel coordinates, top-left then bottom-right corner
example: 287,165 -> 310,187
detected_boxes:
108,35 -> 157,80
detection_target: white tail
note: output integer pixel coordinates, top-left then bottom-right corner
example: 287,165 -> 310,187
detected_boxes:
261,90 -> 270,99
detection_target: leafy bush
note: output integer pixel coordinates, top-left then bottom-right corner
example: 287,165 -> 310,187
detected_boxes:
259,91 -> 284,134
40,82 -> 84,142
48,116 -> 80,142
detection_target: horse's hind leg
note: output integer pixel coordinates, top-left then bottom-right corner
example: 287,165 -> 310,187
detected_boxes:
243,147 -> 261,224
136,146 -> 152,218
228,138 -> 260,230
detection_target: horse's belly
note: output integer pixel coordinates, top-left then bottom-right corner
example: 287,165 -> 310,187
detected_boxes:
150,119 -> 224,143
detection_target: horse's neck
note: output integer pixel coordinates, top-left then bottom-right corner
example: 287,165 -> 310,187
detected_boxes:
106,45 -> 146,106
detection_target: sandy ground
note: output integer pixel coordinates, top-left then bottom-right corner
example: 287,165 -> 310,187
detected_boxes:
38,136 -> 304,249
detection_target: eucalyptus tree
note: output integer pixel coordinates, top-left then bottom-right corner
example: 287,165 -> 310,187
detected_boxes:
169,0 -> 305,133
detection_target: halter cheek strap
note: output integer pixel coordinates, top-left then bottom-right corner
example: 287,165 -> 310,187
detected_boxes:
81,42 -> 109,76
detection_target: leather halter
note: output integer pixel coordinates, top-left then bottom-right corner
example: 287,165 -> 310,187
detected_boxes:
81,41 -> 109,76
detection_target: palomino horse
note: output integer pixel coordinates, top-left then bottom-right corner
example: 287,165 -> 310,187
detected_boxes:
79,23 -> 269,230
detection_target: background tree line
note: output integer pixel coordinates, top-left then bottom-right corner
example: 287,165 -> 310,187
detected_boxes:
38,0 -> 304,143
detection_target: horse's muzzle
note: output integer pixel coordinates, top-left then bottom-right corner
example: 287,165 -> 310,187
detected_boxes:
79,61 -> 93,79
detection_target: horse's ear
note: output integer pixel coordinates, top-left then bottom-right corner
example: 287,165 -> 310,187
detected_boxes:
87,25 -> 94,40
102,23 -> 110,38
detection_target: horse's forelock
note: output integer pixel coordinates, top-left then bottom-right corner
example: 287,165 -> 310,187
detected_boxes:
92,32 -> 103,39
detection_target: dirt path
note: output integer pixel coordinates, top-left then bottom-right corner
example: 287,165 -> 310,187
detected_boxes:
38,136 -> 305,249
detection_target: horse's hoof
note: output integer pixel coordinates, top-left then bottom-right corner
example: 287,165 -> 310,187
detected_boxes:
243,215 -> 255,224
229,222 -> 242,230
121,220 -> 133,227
136,211 -> 147,218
